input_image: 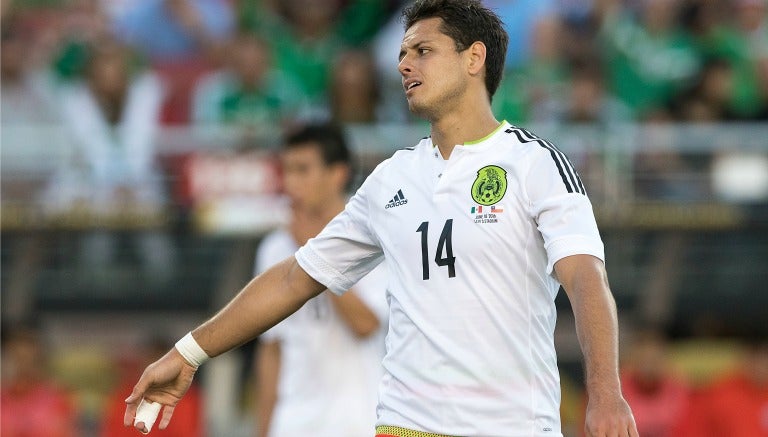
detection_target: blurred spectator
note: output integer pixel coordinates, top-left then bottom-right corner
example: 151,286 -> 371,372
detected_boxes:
191,31 -> 305,147
333,0 -> 401,47
1,321 -> 80,437
238,0 -> 393,49
682,0 -> 768,120
254,0 -> 348,116
485,0 -> 559,70
559,0 -> 603,63
619,328 -> 692,437
600,0 -> 700,118
51,0 -> 114,82
114,0 -> 233,63
114,0 -> 235,124
673,58 -> 737,121
329,50 -> 381,123
676,334 -> 768,436
1,15 -> 59,124
493,14 -> 569,123
100,335 -> 204,437
47,41 -> 165,215
42,40 -> 175,283
241,0 -> 396,119
728,0 -> 768,119
538,58 -> 631,125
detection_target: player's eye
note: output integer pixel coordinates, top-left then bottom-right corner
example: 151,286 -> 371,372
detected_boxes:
418,48 -> 430,55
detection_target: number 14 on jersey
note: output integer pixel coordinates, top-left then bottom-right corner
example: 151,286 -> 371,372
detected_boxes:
416,220 -> 456,280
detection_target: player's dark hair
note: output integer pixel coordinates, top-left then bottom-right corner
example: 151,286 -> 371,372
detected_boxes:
402,0 -> 509,101
283,123 -> 354,190
284,123 -> 351,167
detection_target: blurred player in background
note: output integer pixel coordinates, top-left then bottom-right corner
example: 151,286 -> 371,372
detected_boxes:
253,123 -> 387,437
1,321 -> 80,437
676,333 -> 768,437
124,1 -> 637,436
616,328 -> 691,437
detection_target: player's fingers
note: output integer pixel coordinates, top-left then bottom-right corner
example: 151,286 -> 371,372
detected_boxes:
123,395 -> 140,427
158,404 -> 176,430
134,420 -> 148,434
124,403 -> 135,427
123,380 -> 150,426
133,398 -> 162,434
125,376 -> 151,404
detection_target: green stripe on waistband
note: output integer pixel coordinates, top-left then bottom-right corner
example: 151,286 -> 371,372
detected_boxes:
376,425 -> 460,437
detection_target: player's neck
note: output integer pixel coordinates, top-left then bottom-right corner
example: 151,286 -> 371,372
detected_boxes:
430,104 -> 498,159
314,196 -> 346,221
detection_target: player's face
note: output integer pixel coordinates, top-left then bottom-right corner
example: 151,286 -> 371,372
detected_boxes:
281,143 -> 341,213
399,17 -> 469,119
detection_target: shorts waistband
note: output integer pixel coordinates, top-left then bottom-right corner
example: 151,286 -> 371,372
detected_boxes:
375,425 -> 459,437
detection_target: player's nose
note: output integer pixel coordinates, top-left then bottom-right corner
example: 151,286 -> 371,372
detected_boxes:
398,56 -> 413,76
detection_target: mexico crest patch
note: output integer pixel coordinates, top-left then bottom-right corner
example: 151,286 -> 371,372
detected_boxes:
471,165 -> 508,205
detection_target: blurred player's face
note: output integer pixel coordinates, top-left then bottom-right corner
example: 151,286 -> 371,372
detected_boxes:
399,18 -> 470,120
282,143 -> 345,214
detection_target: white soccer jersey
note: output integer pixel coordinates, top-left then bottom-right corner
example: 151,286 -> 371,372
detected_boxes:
295,121 -> 604,437
256,229 -> 388,437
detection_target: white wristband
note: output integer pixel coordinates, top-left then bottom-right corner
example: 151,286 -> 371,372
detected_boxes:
174,332 -> 210,368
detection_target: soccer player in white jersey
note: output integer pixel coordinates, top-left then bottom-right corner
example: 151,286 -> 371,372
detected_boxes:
124,1 -> 638,436
253,124 -> 388,437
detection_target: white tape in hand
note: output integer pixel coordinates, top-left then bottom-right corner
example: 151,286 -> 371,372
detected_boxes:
134,399 -> 162,434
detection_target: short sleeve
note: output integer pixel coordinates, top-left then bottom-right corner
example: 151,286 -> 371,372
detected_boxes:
525,145 -> 604,275
295,177 -> 384,295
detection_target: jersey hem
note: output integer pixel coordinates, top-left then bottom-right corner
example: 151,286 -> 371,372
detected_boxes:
545,235 -> 605,274
295,245 -> 353,295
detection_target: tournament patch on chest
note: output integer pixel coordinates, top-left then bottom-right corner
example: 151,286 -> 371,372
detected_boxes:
469,165 -> 507,224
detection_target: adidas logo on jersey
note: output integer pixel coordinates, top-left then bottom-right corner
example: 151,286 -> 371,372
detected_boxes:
385,189 -> 408,209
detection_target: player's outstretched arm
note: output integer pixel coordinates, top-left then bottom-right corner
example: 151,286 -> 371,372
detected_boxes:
124,256 -> 325,434
555,254 -> 638,437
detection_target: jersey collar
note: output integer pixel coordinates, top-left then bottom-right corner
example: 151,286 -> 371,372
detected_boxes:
463,120 -> 508,146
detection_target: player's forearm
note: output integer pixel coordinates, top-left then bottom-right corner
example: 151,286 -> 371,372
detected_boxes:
328,291 -> 380,338
571,284 -> 621,397
191,256 -> 325,357
558,257 -> 622,398
572,285 -> 621,399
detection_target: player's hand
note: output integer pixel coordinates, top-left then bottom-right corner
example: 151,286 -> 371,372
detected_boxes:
584,394 -> 638,437
123,348 -> 198,434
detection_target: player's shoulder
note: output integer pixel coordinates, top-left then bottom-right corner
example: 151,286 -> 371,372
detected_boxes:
503,124 -> 588,195
498,123 -> 573,163
368,137 -> 430,178
500,123 -> 553,150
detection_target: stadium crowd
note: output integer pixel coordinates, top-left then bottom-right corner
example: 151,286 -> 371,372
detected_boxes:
3,0 -> 767,129
1,0 -> 767,436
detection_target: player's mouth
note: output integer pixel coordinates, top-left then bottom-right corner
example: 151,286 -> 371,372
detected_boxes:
404,79 -> 422,95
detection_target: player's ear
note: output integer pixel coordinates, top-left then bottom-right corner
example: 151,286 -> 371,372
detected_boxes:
466,41 -> 486,76
330,163 -> 350,192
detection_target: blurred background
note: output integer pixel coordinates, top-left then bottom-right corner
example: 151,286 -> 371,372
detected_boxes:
1,0 -> 766,436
